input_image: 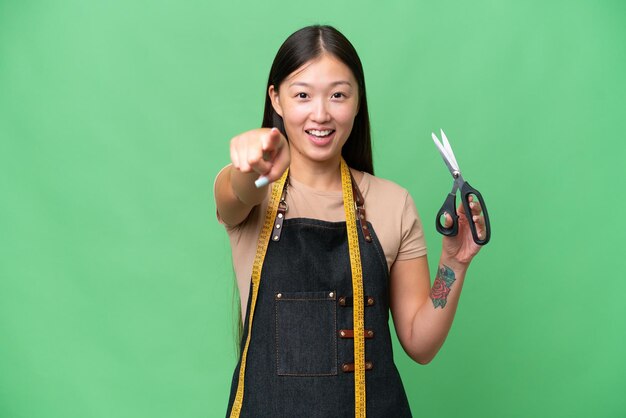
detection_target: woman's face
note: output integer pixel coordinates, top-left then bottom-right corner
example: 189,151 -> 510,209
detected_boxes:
269,54 -> 359,167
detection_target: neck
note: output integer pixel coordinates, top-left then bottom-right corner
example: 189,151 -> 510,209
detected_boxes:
288,155 -> 343,192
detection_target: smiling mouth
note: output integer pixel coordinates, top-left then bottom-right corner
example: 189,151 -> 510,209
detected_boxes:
305,129 -> 335,138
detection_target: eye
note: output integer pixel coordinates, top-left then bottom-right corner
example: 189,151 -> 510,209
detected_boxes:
331,92 -> 346,99
296,92 -> 308,99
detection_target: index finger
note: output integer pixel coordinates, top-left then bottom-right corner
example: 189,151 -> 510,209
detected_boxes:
261,128 -> 284,155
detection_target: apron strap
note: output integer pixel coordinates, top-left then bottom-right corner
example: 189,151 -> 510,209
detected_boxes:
350,170 -> 373,243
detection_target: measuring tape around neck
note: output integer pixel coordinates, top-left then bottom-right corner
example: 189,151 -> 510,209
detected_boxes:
229,160 -> 366,417
340,159 -> 367,418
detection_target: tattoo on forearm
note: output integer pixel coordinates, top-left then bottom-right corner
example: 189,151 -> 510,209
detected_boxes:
430,265 -> 456,309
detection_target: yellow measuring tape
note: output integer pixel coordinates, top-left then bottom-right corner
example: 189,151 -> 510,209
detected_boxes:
340,159 -> 367,418
229,159 -> 366,418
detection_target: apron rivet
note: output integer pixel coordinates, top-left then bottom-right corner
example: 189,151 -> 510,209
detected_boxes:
275,224 -> 281,229
276,293 -> 282,299
329,292 -> 334,298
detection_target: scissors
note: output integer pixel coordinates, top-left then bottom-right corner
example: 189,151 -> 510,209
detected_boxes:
431,129 -> 491,245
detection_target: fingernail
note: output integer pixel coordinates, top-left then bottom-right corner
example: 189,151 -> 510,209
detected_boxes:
271,127 -> 278,132
255,176 -> 269,188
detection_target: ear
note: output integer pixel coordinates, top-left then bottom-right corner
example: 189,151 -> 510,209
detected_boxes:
268,85 -> 283,117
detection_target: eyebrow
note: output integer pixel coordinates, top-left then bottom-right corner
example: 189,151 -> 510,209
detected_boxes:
288,81 -> 353,88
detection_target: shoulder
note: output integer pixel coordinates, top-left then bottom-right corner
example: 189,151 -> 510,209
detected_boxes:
355,171 -> 427,268
358,171 -> 419,228
359,171 -> 411,204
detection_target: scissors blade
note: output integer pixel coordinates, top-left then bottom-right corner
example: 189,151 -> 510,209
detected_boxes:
440,130 -> 460,171
432,132 -> 459,178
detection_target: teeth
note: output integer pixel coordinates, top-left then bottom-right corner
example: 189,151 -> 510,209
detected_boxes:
307,129 -> 333,137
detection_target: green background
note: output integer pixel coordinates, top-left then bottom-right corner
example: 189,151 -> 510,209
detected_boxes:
1,0 -> 625,417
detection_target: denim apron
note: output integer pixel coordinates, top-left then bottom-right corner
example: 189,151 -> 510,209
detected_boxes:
226,178 -> 412,417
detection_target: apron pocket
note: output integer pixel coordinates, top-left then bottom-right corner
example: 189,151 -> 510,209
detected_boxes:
275,290 -> 337,376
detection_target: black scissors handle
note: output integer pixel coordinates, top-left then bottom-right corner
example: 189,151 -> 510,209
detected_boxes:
460,181 -> 491,246
435,181 -> 491,246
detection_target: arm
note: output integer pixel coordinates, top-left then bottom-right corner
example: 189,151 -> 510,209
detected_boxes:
390,198 -> 485,364
215,128 -> 290,226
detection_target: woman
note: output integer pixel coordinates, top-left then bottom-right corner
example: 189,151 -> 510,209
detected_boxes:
214,25 -> 486,418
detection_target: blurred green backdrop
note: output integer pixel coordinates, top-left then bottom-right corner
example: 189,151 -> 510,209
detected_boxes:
1,0 -> 625,417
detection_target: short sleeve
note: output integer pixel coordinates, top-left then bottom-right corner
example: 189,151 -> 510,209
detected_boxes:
395,192 -> 427,261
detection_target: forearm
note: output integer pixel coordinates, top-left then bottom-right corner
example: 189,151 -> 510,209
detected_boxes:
215,165 -> 267,226
407,255 -> 469,364
229,165 -> 268,206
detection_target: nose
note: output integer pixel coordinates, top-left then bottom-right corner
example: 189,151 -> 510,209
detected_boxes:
311,98 -> 331,123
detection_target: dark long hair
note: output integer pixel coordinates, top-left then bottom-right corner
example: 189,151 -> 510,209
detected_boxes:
262,25 -> 374,175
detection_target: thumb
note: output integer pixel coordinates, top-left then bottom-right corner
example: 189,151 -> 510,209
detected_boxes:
443,212 -> 454,228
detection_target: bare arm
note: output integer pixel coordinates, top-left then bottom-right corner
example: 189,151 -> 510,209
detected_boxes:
390,255 -> 468,364
390,197 -> 486,364
215,128 -> 290,226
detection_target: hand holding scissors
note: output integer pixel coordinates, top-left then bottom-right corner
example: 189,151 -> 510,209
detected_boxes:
432,130 -> 491,246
